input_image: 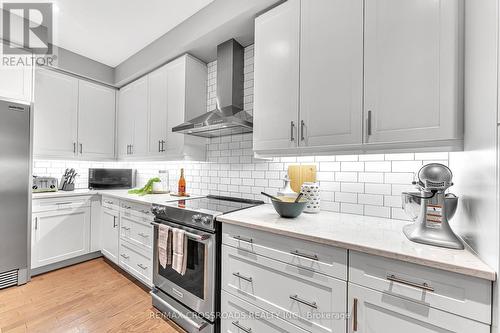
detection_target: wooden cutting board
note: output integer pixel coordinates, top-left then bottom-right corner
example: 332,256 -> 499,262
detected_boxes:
288,165 -> 317,193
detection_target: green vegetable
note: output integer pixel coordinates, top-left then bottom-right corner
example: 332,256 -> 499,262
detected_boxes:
128,177 -> 161,196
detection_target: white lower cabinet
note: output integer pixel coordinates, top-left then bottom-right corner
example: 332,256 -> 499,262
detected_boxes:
221,290 -> 309,333
119,240 -> 153,287
222,244 -> 346,333
347,283 -> 489,333
221,224 -> 492,333
31,206 -> 90,269
99,198 -> 153,286
100,206 -> 119,264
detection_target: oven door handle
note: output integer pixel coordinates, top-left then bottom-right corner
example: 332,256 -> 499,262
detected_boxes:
150,290 -> 208,331
150,222 -> 210,241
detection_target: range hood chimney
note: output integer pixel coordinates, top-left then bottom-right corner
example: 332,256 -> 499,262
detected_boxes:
172,39 -> 253,138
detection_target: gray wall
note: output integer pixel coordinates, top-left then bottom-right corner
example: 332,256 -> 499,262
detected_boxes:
113,0 -> 282,87
449,0 -> 499,331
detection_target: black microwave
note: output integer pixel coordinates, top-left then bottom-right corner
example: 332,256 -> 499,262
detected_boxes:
88,168 -> 136,190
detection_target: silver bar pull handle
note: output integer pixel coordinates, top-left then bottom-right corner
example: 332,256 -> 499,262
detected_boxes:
300,120 -> 305,141
113,216 -> 117,228
138,232 -> 149,238
232,321 -> 252,333
386,274 -> 434,292
150,222 -> 210,241
120,254 -> 130,259
73,142 -> 76,154
233,235 -> 253,243
34,217 -> 38,230
137,263 -> 148,270
290,121 -> 295,141
289,294 -> 318,309
79,143 -> 83,154
233,272 -> 253,283
290,250 -> 318,261
121,226 -> 130,230
367,110 -> 372,136
353,298 -> 358,331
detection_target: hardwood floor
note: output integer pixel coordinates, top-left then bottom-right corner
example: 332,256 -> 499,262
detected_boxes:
0,258 -> 184,332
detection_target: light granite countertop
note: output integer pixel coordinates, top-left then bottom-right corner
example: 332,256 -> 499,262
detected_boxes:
217,204 -> 496,281
32,189 -> 202,206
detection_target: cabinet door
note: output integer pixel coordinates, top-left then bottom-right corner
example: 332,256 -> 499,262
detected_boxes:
0,44 -> 32,102
348,283 -> 489,333
101,207 -> 119,264
78,80 -> 116,160
117,84 -> 135,158
34,68 -> 78,158
253,0 -> 300,151
131,77 -> 149,157
364,0 -> 462,144
31,207 -> 90,269
300,0 -> 363,147
165,58 -> 187,157
148,65 -> 168,156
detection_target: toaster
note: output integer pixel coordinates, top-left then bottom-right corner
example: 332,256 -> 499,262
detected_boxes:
32,176 -> 58,193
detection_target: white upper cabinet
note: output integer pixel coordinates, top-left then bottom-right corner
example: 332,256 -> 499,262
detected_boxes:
253,0 -> 300,152
364,0 -> 463,145
147,65 -> 169,156
300,0 -> 363,148
130,77 -> 149,157
253,0 -> 464,155
118,54 -> 207,161
34,68 -> 79,159
78,80 -> 116,160
117,77 -> 148,159
164,55 -> 207,160
0,42 -> 33,103
34,68 -> 117,160
117,83 -> 135,158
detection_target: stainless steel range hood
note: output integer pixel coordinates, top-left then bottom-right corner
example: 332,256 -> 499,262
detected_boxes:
172,39 -> 253,138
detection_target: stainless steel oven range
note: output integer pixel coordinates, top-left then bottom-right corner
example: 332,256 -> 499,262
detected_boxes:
150,195 -> 263,333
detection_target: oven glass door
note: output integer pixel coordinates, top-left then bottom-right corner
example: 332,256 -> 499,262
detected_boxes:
158,237 -> 205,299
152,219 -> 215,315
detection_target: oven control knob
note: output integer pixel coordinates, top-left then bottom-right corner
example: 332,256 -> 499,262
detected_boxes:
152,206 -> 165,215
192,214 -> 202,223
201,216 -> 212,225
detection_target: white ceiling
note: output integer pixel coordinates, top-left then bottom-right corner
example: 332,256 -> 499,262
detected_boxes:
3,0 -> 214,67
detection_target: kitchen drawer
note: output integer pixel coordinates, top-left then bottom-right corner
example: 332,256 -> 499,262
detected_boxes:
120,200 -> 153,220
120,213 -> 153,252
32,195 -> 91,213
222,223 -> 347,280
119,239 -> 152,287
349,251 -> 492,324
222,244 -> 347,333
348,283 -> 490,333
101,195 -> 120,211
221,290 -> 309,333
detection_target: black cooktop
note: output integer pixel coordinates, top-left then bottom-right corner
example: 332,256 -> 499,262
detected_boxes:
165,195 -> 264,216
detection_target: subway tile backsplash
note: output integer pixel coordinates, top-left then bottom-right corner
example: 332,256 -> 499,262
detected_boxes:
32,44 -> 449,220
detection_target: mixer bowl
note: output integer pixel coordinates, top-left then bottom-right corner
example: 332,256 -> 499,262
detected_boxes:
401,192 -> 458,221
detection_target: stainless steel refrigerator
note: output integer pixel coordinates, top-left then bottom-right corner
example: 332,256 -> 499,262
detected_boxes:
0,99 -> 31,288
